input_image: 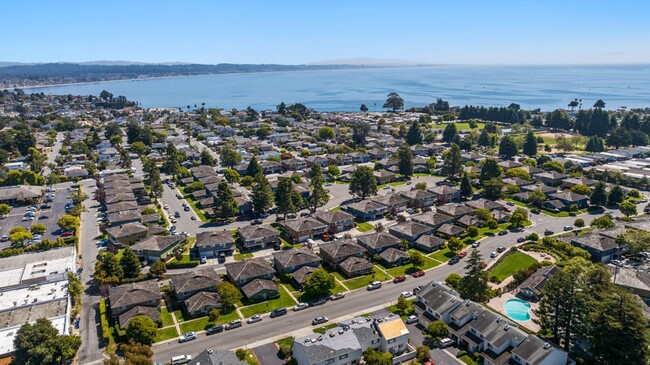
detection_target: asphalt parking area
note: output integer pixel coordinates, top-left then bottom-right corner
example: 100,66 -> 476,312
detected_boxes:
252,343 -> 285,365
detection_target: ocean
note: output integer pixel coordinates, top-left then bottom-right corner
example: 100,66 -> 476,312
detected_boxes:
25,65 -> 650,112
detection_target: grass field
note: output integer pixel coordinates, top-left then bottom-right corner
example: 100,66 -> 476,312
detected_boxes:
454,122 -> 485,131
276,336 -> 294,348
430,247 -> 456,263
178,310 -> 241,333
356,222 -> 374,232
343,269 -> 391,290
239,286 -> 297,318
234,252 -> 253,260
160,307 -> 175,327
155,326 -> 179,343
381,252 -> 440,277
313,323 -> 338,334
489,251 -> 538,282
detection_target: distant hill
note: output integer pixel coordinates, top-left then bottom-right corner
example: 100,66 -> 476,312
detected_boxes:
309,57 -> 427,66
0,62 -> 375,88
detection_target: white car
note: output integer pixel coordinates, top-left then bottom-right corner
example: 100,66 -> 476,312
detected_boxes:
293,303 -> 309,311
490,251 -> 498,258
405,315 -> 418,324
438,337 -> 454,348
400,291 -> 413,298
247,314 -> 263,324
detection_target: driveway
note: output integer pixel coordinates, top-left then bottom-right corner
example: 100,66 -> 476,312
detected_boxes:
252,343 -> 285,365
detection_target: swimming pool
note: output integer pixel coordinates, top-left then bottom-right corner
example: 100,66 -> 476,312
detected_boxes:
504,299 -> 531,321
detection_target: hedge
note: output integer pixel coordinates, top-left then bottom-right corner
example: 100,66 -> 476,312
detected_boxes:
99,298 -> 111,344
166,260 -> 200,269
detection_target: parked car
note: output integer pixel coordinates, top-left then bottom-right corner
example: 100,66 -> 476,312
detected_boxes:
490,251 -> 498,258
367,281 -> 382,291
200,256 -> 207,264
247,315 -> 263,324
412,269 -> 425,277
312,316 -> 329,325
531,209 -> 540,214
174,211 -> 181,218
400,291 -> 413,298
563,225 -> 573,231
191,215 -> 197,220
497,246 -> 506,252
184,206 -> 191,211
61,230 -> 75,237
225,320 -> 242,330
270,307 -> 288,318
178,332 -> 196,343
176,194 -> 183,199
405,315 -> 418,324
498,230 -> 508,236
517,237 -> 526,243
412,285 -> 422,294
544,229 -> 554,236
457,251 -> 467,258
471,242 -> 480,248
293,303 -> 309,311
393,275 -> 406,283
448,256 -> 460,265
250,219 -> 263,225
506,201 -> 515,206
329,293 -> 345,301
438,337 -> 454,348
309,298 -> 328,307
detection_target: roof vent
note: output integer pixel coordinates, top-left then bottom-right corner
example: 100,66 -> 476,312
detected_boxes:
304,338 -> 311,343
330,332 -> 336,337
207,348 -> 214,354
317,336 -> 323,341
339,329 -> 344,334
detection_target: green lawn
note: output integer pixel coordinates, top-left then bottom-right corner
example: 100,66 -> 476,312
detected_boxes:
234,252 -> 253,261
185,196 -> 209,222
356,222 -> 374,232
330,270 -> 347,283
454,122 -> 485,131
160,307 -> 174,327
459,355 -> 478,365
179,310 -> 240,332
297,283 -> 347,302
155,326 -> 179,343
276,336 -> 294,348
328,206 -> 341,211
343,269 -> 391,290
313,323 -> 338,334
381,253 -> 440,277
430,247 -> 456,263
490,251 -> 538,282
386,301 -> 415,319
239,286 -> 297,318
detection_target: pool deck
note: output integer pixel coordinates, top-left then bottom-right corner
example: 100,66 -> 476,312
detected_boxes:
487,293 -> 540,332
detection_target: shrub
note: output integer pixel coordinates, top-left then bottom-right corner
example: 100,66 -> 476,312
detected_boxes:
235,349 -> 247,361
165,260 -> 199,269
489,275 -> 501,284
526,233 -> 539,241
99,299 -> 111,344
456,350 -> 468,358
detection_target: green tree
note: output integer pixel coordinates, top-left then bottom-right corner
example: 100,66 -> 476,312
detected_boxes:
499,135 -> 518,158
570,184 -> 591,196
397,143 -> 414,177
619,200 -> 637,217
349,166 -> 378,199
57,214 -> 80,230
383,92 -> 404,112
527,189 -> 546,206
590,182 -> 608,207
360,104 -> 369,113
409,251 -> 426,268
466,225 -> 479,237
480,158 -> 502,182
217,281 -> 243,312
460,173 -> 473,198
219,144 -> 242,168
427,321 -> 449,342
130,141 -> 148,156
162,143 -> 180,176
0,203 -> 11,216
509,209 -> 527,228
415,345 -> 429,363
441,143 -> 463,179
608,185 -> 625,206
415,182 -> 427,190
542,161 -> 565,174
252,174 -> 275,215
591,214 -> 615,229
10,227 -> 32,246
30,223 -> 47,235
275,177 -> 303,219
246,157 -> 262,177
14,318 -> 81,365
308,164 -> 329,213
442,123 -> 458,143
120,247 -> 141,279
447,237 -> 464,253
318,127 -> 335,140
200,149 -> 215,166
120,148 -> 132,169
215,182 -> 239,218
478,128 -> 492,147
445,273 -> 462,289
303,268 -> 335,299
546,109 -> 571,130
208,308 -> 221,322
223,168 -> 241,184
481,178 -> 504,200
522,131 -> 538,157
585,135 -> 606,152
328,164 -> 341,180
504,167 -> 531,180
396,296 -> 412,314
125,316 -> 158,345
148,166 -> 164,197
149,261 -> 167,278
120,340 -> 154,365
574,218 -> 585,228
363,348 -> 393,365
459,249 -> 490,302
406,121 -> 422,145
615,229 -> 650,256
26,147 -> 47,172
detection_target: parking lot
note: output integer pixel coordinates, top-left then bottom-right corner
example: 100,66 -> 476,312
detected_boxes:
0,186 -> 71,249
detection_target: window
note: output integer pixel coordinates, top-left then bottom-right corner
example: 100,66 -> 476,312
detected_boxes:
388,339 -> 396,344
339,354 -> 348,360
325,359 -> 335,364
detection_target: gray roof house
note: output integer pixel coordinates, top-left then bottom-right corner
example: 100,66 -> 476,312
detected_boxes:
184,291 -> 222,317
319,239 -> 366,266
414,235 -> 446,253
188,348 -> 247,365
225,258 -> 276,287
241,278 -> 279,301
312,210 -> 356,233
108,279 -> 161,329
283,217 -> 328,243
356,231 -> 401,255
339,256 -> 374,277
131,235 -> 184,262
273,247 -> 321,274
389,221 -> 434,242
170,268 -> 220,301
238,224 -> 279,249
345,200 -> 388,221
192,230 -> 235,259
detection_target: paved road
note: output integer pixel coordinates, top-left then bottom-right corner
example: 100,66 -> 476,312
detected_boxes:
42,132 -> 63,176
77,179 -> 104,365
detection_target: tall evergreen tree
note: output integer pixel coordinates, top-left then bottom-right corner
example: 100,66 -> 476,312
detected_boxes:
275,178 -> 303,219
251,174 -> 274,215
442,123 -> 458,143
349,166 -> 378,199
246,157 -> 262,177
478,128 -> 492,147
120,247 -> 141,279
480,158 -> 502,182
215,182 -> 239,218
406,121 -> 422,145
148,166 -> 163,197
608,184 -> 625,206
219,144 -> 242,168
590,182 -> 608,206
307,164 -> 329,213
397,143 -> 414,178
162,143 -> 180,176
460,173 -> 473,198
459,250 -> 490,302
522,131 -> 538,156
585,135 -> 606,152
441,143 -> 463,179
499,135 -> 518,159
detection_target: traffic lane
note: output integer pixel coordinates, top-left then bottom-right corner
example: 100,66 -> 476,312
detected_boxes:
152,274 -> 442,363
159,180 -> 200,233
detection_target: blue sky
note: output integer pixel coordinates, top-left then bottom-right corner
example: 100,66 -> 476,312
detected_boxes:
4,0 -> 649,65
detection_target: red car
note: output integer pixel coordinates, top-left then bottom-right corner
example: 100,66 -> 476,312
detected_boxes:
480,262 -> 488,269
61,230 -> 75,237
412,270 -> 425,278
393,275 -> 406,283
457,251 -> 467,258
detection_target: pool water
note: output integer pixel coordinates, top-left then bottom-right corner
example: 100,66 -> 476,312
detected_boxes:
504,299 -> 531,321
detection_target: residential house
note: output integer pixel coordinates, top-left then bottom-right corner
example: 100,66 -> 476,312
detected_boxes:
436,223 -> 465,238
273,247 -> 321,274
414,235 -> 446,253
411,212 -> 454,229
400,189 -> 436,208
188,348 -> 247,365
238,224 -> 279,250
131,235 -> 184,262
282,158 -> 307,171
412,282 -> 462,326
339,256 -> 374,277
371,194 -> 409,214
510,336 -> 569,365
106,223 -> 149,245
291,265 -> 319,289
224,258 -> 276,287
170,268 -> 220,301
312,210 -> 356,233
517,266 -> 560,300
192,230 -> 235,260
261,161 -> 283,174
534,171 -> 568,186
428,185 -> 461,204
319,239 -> 366,267
568,232 -> 618,262
345,200 -> 387,221
561,177 -> 597,189
389,221 -> 435,242
379,248 -> 410,266
108,280 -> 161,329
548,191 -> 589,209
241,278 -> 280,301
283,218 -> 328,243
465,198 -> 505,212
456,214 -> 485,228
436,204 -> 474,219
356,231 -> 401,255
374,170 -> 396,185
609,266 -> 650,299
